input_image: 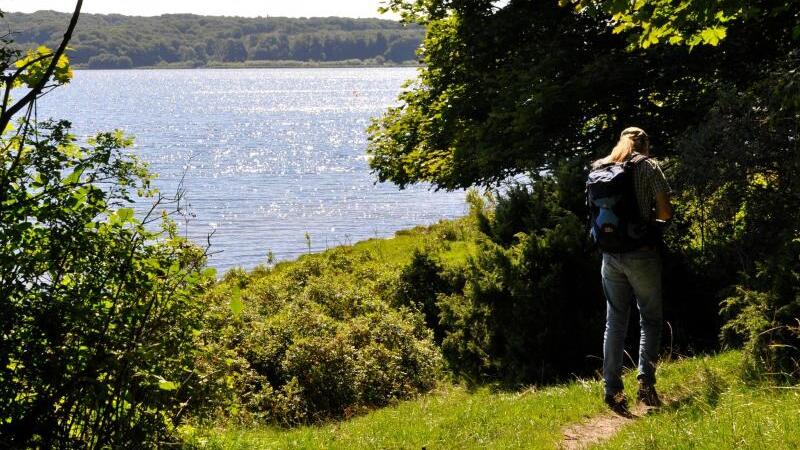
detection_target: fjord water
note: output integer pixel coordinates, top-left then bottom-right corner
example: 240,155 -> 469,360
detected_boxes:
37,68 -> 466,271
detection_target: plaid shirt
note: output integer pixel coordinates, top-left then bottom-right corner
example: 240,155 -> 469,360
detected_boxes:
630,152 -> 671,221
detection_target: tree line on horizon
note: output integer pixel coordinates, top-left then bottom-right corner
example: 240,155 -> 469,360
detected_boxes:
6,11 -> 424,68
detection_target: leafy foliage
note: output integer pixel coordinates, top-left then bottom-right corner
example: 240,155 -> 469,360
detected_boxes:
0,14 -> 218,447
569,0 -> 741,48
367,0 -> 721,189
721,247 -> 800,381
371,0 -> 800,380
14,45 -> 72,86
393,247 -> 466,343
369,0 -> 797,190
434,175 -> 605,383
677,58 -> 800,379
197,246 -> 443,426
0,119 -> 217,447
570,0 -> 800,49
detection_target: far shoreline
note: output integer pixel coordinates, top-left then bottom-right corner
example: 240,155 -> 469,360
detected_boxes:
73,61 -> 422,71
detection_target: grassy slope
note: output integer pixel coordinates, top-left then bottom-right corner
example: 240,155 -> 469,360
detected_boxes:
193,352 -> 799,449
259,221 -> 476,276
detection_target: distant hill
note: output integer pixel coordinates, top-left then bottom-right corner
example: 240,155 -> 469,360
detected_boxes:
4,11 -> 424,68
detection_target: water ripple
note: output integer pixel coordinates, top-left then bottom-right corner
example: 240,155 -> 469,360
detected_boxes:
35,68 -> 467,271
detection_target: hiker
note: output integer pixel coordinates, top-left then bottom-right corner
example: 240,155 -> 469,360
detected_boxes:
586,127 -> 672,413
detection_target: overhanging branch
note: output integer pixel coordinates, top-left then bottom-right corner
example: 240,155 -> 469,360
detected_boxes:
0,0 -> 82,133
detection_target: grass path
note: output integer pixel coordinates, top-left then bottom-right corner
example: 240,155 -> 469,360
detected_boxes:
185,351 -> 794,449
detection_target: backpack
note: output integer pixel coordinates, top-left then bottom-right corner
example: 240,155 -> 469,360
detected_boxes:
586,155 -> 651,253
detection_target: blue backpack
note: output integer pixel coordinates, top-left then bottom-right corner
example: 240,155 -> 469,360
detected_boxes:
586,155 -> 651,253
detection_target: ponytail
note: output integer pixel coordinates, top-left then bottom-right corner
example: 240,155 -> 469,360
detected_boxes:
600,127 -> 650,165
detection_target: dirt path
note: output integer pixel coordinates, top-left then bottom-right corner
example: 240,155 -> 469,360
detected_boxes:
560,404 -> 653,450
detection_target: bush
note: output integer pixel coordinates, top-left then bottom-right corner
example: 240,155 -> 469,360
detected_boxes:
430,162 -> 725,384
0,121 -> 216,447
198,247 -> 443,426
675,58 -> 800,378
436,174 -> 605,384
721,238 -> 800,380
393,248 -> 465,343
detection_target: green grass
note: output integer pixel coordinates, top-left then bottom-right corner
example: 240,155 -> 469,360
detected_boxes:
600,353 -> 800,450
260,219 -> 477,278
337,220 -> 477,268
188,377 -> 606,449
184,351 -> 800,449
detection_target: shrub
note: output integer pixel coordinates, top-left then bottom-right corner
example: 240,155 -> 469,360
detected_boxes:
394,248 -> 465,342
721,237 -> 800,380
198,247 -> 443,426
676,59 -> 800,378
436,175 -> 605,384
0,121 -> 216,447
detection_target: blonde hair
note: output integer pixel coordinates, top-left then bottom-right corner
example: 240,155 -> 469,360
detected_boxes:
600,127 -> 650,165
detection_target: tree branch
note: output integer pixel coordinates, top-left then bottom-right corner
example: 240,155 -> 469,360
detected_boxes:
2,54 -> 56,119
0,0 -> 82,133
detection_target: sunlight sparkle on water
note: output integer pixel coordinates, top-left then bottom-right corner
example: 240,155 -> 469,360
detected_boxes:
35,68 -> 467,271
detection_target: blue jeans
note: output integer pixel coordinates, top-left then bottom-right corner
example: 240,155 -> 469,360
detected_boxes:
601,248 -> 663,396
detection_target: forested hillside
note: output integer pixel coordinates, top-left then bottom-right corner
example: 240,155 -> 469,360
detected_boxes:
5,11 -> 424,68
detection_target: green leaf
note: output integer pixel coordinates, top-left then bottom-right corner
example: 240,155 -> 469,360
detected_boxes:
158,380 -> 178,391
668,35 -> 684,45
62,167 -> 84,185
16,46 -> 73,88
699,26 -> 727,46
117,208 -> 134,222
31,173 -> 45,188
230,285 -> 243,318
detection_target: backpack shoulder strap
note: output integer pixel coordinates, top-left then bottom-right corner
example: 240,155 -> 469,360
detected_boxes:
623,153 -> 650,169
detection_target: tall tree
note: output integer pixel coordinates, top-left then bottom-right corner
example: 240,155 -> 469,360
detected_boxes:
367,0 -> 799,190
369,0 -> 800,379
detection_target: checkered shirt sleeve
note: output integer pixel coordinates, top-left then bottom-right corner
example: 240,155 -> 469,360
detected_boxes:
634,158 -> 671,221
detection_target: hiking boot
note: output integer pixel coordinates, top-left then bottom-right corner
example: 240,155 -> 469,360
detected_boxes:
604,391 -> 629,415
636,382 -> 662,407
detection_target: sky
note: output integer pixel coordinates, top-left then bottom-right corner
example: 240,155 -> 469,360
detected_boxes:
0,0 -> 399,19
